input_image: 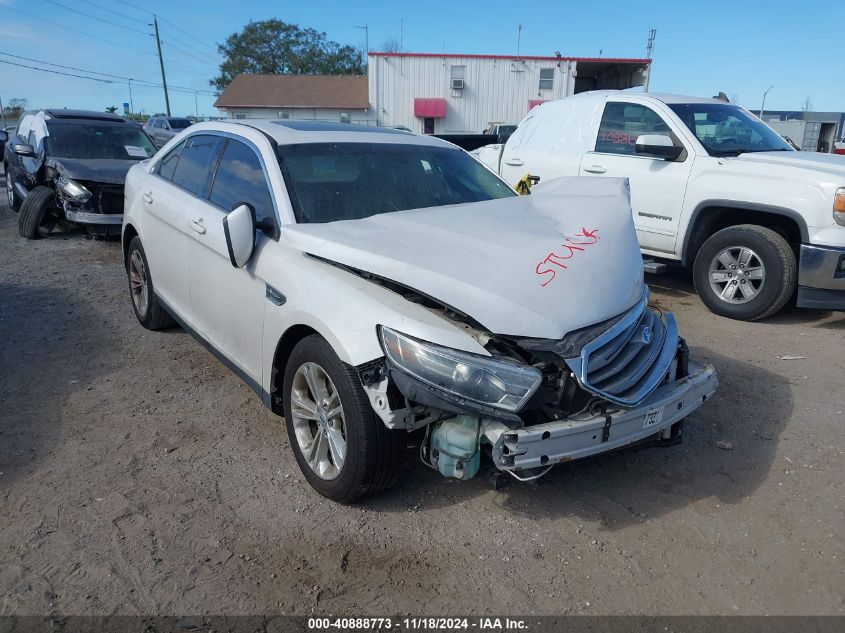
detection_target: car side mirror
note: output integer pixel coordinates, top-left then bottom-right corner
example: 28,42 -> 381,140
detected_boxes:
12,143 -> 36,157
635,134 -> 683,160
223,203 -> 256,268
0,130 -> 8,143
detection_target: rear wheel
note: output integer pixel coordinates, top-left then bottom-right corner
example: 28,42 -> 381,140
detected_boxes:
283,335 -> 404,504
18,186 -> 60,239
126,236 -> 175,330
693,224 -> 796,321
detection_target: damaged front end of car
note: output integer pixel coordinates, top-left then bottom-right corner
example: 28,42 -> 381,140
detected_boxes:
359,286 -> 717,483
47,161 -> 127,237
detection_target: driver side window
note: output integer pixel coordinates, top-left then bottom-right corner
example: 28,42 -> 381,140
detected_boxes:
595,102 -> 672,156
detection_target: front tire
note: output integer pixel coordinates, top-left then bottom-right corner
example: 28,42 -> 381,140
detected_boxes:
18,186 -> 60,239
126,236 -> 175,330
693,224 -> 796,321
283,335 -> 404,504
5,165 -> 21,212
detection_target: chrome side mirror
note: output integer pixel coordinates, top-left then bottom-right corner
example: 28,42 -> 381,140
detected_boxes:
12,143 -> 36,157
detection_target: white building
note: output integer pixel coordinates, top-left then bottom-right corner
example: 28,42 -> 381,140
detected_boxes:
368,52 -> 650,134
214,52 -> 650,134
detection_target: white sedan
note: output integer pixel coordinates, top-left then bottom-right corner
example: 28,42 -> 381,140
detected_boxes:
122,120 -> 716,503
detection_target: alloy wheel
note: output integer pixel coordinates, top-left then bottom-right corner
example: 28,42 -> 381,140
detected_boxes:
708,246 -> 766,304
128,250 -> 149,317
290,362 -> 347,480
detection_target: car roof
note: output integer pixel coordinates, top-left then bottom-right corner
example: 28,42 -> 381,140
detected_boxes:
185,119 -> 455,148
567,90 -> 734,106
44,109 -> 128,122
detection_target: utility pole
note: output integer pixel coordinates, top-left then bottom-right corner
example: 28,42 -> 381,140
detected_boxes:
644,28 -> 656,92
0,96 -> 7,129
517,24 -> 523,59
152,16 -> 171,116
127,80 -> 134,117
194,91 -> 199,120
356,25 -> 368,69
759,85 -> 774,118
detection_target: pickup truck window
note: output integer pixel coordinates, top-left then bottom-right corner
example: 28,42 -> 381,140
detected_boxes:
595,102 -> 673,155
278,143 -> 515,224
667,103 -> 792,156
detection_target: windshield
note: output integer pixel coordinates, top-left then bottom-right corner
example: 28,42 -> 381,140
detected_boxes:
668,103 -> 793,156
277,142 -> 515,223
168,119 -> 192,130
45,121 -> 158,160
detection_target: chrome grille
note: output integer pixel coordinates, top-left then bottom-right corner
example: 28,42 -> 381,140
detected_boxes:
564,292 -> 678,407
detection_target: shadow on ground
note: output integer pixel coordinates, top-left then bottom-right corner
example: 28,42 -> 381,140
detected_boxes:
0,283 -> 117,488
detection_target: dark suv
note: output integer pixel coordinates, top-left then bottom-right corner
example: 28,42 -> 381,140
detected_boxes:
4,109 -> 157,238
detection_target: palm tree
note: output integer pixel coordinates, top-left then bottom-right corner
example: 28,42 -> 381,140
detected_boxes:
105,106 -> 118,113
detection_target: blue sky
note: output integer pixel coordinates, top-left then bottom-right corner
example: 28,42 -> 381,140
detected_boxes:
1,0 -> 842,118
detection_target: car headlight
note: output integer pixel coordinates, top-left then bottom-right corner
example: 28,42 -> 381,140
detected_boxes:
834,188 -> 845,227
378,326 -> 542,413
57,176 -> 92,203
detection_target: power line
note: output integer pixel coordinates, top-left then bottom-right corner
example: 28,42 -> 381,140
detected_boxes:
115,0 -> 152,15
157,15 -> 219,52
158,25 -> 218,57
0,51 -> 217,95
161,40 -> 215,66
0,5 -> 154,56
78,0 -> 148,25
42,0 -> 151,35
0,59 -> 116,84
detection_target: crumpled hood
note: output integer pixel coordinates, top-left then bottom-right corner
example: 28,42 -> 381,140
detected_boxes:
733,151 -> 845,179
282,177 -> 644,339
47,157 -> 139,185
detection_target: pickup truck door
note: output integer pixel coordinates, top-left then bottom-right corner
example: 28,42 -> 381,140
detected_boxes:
186,136 -> 276,383
141,134 -> 220,325
580,101 -> 693,257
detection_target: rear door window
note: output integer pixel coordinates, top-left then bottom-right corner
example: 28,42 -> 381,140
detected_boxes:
595,102 -> 673,155
170,134 -> 222,197
209,139 -> 276,230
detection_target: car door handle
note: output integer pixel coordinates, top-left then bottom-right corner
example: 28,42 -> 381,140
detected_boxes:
142,192 -> 153,204
504,158 -> 524,166
583,165 -> 607,174
190,218 -> 206,235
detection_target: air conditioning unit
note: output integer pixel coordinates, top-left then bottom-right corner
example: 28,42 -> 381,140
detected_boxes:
451,78 -> 465,90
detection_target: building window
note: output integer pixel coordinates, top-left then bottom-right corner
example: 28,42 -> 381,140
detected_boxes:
539,68 -> 554,91
278,111 -> 290,119
235,113 -> 246,120
451,65 -> 465,90
339,112 -> 351,123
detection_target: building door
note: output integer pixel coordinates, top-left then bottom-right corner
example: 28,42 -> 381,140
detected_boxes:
423,118 -> 434,134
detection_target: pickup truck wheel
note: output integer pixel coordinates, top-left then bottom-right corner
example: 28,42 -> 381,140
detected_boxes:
693,225 -> 796,321
18,186 -> 60,239
283,335 -> 404,504
126,236 -> 175,330
5,167 -> 21,212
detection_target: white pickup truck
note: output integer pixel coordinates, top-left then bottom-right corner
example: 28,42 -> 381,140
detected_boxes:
475,92 -> 845,320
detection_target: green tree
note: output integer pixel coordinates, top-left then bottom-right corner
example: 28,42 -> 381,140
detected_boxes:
2,97 -> 28,121
105,105 -> 118,113
211,19 -> 364,92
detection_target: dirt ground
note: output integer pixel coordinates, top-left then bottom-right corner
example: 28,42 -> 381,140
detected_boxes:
0,167 -> 843,617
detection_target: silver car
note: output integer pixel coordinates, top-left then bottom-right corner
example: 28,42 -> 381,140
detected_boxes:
143,116 -> 192,147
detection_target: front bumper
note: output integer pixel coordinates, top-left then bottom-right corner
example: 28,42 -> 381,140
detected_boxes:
64,209 -> 124,226
489,360 -> 717,472
797,244 -> 845,311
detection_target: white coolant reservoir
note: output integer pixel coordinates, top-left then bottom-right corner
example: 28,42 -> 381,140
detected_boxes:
430,415 -> 482,480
